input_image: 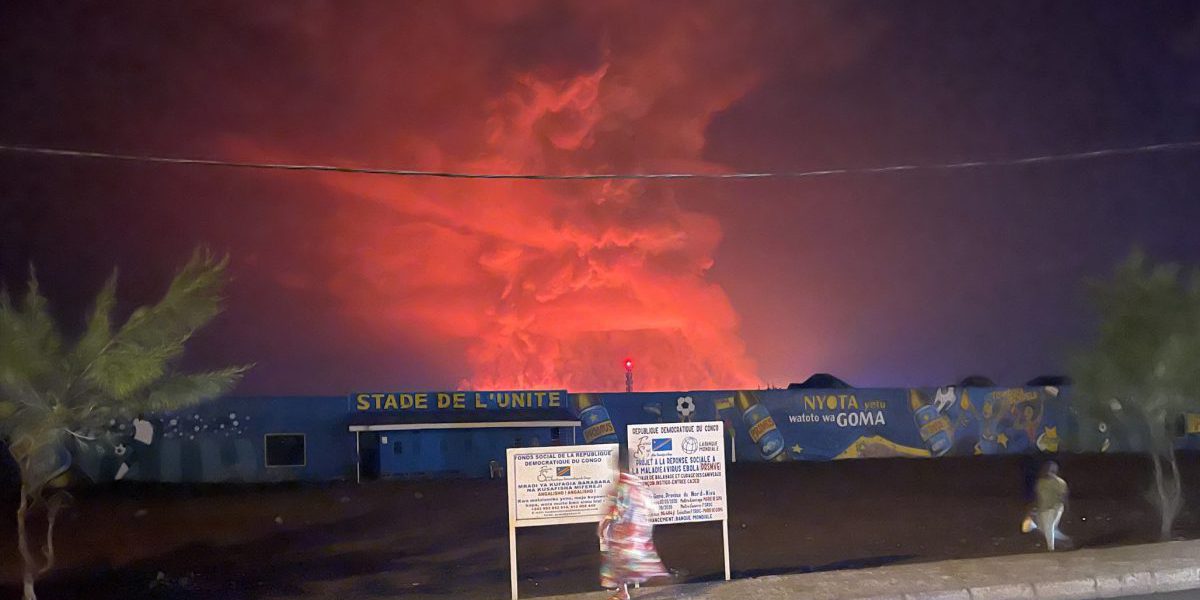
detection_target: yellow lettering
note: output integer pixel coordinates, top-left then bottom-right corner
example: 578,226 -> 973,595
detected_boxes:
372,393 -> 385,409
415,393 -> 428,409
804,396 -> 817,411
437,393 -> 451,409
400,394 -> 414,409
454,393 -> 466,409
475,393 -> 486,409
534,391 -> 546,407
549,391 -> 560,407
848,395 -> 859,409
356,394 -> 370,411
383,394 -> 399,410
497,393 -> 510,408
826,395 -> 837,410
513,392 -> 527,408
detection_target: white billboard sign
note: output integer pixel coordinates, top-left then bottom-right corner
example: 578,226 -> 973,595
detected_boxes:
628,421 -> 728,524
506,444 -> 619,527
627,421 -> 730,581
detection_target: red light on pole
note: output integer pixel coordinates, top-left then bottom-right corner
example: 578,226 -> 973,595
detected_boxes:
624,359 -> 633,372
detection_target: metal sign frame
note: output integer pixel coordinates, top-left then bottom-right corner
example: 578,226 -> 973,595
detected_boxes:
506,443 -> 620,599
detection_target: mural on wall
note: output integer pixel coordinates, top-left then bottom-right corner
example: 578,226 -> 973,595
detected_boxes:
53,385 -> 1200,485
66,416 -> 154,483
72,408 -> 260,483
568,387 -> 1071,462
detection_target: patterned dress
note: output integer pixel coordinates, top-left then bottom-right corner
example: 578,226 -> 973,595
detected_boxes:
599,472 -> 669,588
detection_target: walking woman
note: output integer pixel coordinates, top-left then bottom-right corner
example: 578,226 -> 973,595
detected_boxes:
597,456 -> 669,600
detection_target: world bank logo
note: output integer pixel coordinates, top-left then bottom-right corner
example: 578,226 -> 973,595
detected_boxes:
682,436 -> 699,454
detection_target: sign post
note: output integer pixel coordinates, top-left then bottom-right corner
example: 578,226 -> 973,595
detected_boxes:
627,421 -> 730,581
506,443 -> 619,600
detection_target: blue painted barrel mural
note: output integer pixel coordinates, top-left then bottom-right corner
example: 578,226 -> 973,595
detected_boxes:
566,386 -> 1071,461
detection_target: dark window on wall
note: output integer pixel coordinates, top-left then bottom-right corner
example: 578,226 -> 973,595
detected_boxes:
264,434 -> 306,467
393,441 -> 403,455
551,428 -> 561,444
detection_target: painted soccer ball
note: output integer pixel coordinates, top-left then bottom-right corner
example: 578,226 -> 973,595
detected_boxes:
676,396 -> 695,417
682,437 -> 699,454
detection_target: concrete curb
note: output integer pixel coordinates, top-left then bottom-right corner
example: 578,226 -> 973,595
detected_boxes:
536,541 -> 1200,600
895,565 -> 1200,600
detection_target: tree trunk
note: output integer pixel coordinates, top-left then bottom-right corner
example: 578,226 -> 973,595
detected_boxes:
1150,450 -> 1183,541
16,484 -> 38,600
38,492 -> 66,576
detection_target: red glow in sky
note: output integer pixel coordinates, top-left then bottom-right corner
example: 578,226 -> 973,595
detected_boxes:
312,17 -> 764,391
8,2 -> 1195,393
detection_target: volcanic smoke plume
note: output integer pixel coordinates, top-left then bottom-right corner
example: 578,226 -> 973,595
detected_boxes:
246,2 -> 771,391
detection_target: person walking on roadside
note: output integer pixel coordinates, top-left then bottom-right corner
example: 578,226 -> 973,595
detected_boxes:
1020,453 -> 1039,534
1033,461 -> 1071,551
597,455 -> 668,600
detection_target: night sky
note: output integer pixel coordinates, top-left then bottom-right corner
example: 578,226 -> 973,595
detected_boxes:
2,1 -> 1199,394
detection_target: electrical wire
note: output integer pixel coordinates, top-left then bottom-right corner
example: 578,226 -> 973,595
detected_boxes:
1,140 -> 1198,181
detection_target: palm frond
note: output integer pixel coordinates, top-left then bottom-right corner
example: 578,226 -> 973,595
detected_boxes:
85,343 -> 182,400
84,250 -> 230,399
20,271 -> 64,362
0,273 -> 64,404
141,366 -> 251,413
69,271 -> 118,376
117,249 -> 228,348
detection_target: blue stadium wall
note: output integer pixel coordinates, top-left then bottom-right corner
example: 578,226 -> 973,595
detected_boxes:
75,396 -> 356,483
71,385 -> 1197,484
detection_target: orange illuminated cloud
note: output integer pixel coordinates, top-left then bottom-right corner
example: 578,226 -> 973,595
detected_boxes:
237,2 -> 772,391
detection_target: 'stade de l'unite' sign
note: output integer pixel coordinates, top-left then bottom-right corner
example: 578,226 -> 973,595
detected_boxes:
350,390 -> 568,412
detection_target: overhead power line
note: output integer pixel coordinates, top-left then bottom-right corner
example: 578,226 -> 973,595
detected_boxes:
1,140 -> 1199,181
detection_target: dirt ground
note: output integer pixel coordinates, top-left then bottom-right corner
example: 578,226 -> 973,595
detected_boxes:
2,453 -> 1198,599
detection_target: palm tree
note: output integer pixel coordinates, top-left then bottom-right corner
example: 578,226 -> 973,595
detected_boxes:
0,249 -> 250,600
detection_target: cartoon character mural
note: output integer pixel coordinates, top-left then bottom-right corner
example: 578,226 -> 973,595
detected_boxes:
642,402 -> 664,423
569,386 -> 1073,463
74,407 -> 261,483
971,388 -> 1060,455
115,417 -> 156,480
70,416 -> 157,482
